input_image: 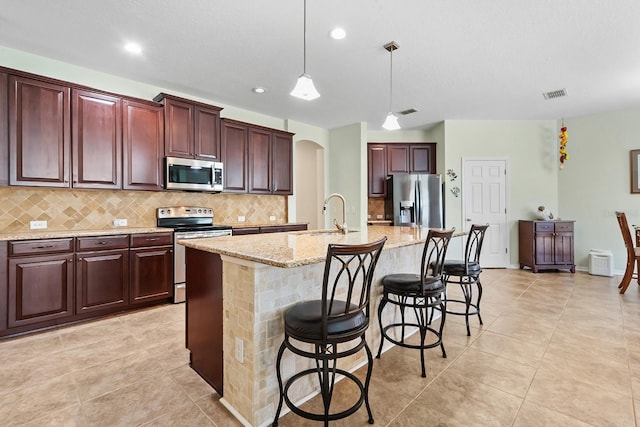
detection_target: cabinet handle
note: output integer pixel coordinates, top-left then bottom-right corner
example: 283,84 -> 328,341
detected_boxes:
98,241 -> 109,245
33,244 -> 54,249
146,238 -> 159,241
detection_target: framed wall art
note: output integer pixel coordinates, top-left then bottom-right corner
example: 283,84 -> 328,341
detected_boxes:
631,150 -> 640,193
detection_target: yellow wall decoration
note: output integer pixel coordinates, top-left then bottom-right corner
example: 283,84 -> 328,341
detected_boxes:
559,120 -> 569,169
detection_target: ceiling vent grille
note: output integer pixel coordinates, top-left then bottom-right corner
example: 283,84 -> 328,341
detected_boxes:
398,108 -> 419,115
543,88 -> 568,100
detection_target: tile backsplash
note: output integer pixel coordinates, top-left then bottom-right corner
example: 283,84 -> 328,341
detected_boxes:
0,187 -> 287,233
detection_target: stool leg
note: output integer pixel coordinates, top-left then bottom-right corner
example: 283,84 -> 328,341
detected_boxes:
476,278 -> 483,326
438,299 -> 447,359
272,340 -> 287,426
376,294 -> 388,358
363,340 -> 375,424
317,344 -> 333,427
462,281 -> 472,336
417,302 -> 427,378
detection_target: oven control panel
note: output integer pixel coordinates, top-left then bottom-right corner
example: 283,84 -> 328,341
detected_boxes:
157,206 -> 213,219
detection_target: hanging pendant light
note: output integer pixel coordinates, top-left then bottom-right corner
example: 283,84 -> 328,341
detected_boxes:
382,41 -> 400,130
291,0 -> 320,101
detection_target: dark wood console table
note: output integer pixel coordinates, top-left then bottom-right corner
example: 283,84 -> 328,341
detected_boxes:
518,220 -> 575,273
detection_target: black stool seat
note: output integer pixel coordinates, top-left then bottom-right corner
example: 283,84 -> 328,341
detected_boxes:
376,229 -> 454,378
273,237 -> 387,427
442,224 -> 489,336
284,300 -> 367,341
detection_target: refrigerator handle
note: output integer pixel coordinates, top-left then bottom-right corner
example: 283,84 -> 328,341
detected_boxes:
416,178 -> 422,226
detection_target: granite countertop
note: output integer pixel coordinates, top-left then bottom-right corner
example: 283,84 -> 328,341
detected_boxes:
0,227 -> 173,241
179,225 -> 465,268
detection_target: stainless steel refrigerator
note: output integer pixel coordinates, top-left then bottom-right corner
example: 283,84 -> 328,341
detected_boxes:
385,174 -> 444,227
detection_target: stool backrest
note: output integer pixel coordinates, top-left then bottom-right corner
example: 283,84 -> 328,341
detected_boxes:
464,224 -> 490,274
321,237 -> 387,340
421,229 -> 455,287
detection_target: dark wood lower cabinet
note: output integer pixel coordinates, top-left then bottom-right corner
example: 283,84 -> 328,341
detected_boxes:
185,247 -> 223,395
76,249 -> 129,314
130,245 -> 173,304
518,220 -> 575,273
8,253 -> 74,328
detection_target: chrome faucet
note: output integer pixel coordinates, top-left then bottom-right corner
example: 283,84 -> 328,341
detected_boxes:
323,193 -> 348,234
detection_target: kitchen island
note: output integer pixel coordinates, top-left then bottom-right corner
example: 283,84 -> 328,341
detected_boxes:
181,225 -> 461,427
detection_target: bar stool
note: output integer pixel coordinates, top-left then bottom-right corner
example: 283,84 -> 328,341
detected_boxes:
376,229 -> 454,378
441,224 -> 489,336
272,237 -> 387,426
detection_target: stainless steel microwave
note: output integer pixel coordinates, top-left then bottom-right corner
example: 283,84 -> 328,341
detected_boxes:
165,156 -> 223,192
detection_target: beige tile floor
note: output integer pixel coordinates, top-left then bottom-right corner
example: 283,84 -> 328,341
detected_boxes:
1,268 -> 640,426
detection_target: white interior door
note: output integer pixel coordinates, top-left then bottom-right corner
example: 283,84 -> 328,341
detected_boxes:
462,158 -> 509,268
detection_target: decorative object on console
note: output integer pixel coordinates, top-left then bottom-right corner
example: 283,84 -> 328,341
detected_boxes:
535,205 -> 554,220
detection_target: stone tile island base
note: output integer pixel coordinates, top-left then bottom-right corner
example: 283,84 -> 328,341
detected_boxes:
219,243 -> 428,427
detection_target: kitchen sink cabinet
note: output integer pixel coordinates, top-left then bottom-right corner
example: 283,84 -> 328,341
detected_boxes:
129,233 -> 174,305
7,238 -> 75,328
9,75 -> 71,187
122,99 -> 164,191
153,93 -> 222,160
518,220 -> 576,273
75,235 -> 129,315
72,89 -> 122,189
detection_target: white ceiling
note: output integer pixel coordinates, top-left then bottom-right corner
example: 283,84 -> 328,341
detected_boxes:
1,0 -> 640,131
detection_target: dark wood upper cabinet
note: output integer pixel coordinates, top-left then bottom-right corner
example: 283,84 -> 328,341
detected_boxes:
272,131 -> 293,195
123,99 -> 164,191
72,89 -> 122,189
153,93 -> 222,160
9,75 -> 71,187
387,145 -> 410,174
368,144 -> 387,197
409,144 -> 435,173
221,119 -> 249,193
0,72 -> 7,187
248,127 -> 272,194
228,119 -> 294,195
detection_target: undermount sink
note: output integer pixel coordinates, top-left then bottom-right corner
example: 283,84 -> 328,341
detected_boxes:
294,229 -> 360,236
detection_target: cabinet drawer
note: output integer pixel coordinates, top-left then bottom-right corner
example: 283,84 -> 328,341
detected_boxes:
535,222 -> 554,232
9,238 -> 74,256
554,222 -> 574,232
76,235 -> 129,251
130,232 -> 173,248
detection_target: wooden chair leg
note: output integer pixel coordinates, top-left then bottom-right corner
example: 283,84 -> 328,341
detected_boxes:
619,258 -> 634,294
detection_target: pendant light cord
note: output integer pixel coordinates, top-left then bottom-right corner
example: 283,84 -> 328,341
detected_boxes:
303,0 -> 307,74
389,48 -> 393,112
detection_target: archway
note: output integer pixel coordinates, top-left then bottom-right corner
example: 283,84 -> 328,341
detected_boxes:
295,140 -> 324,230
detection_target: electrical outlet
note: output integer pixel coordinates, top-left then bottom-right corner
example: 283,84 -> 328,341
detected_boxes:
237,216 -> 245,222
269,215 -> 276,222
376,214 -> 383,219
235,337 -> 244,363
113,218 -> 128,227
29,220 -> 47,230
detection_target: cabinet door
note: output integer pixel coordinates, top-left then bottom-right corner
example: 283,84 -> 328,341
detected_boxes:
409,144 -> 435,173
9,75 -> 71,187
554,232 -> 574,265
272,132 -> 293,195
534,232 -> 555,265
368,144 -> 387,197
248,127 -> 272,194
0,72 -> 7,186
130,246 -> 173,304
76,249 -> 129,314
164,97 -> 194,158
123,99 -> 164,191
8,253 -> 74,328
387,144 -> 409,174
194,105 -> 221,160
221,120 -> 248,193
72,89 -> 122,189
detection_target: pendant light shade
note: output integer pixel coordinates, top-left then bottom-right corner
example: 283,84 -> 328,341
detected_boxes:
291,0 -> 320,101
382,41 -> 400,130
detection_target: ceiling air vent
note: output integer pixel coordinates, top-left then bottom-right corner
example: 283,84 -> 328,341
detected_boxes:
543,88 -> 568,100
398,108 -> 419,115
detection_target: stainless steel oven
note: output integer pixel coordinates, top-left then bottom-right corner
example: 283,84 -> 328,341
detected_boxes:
157,207 -> 232,303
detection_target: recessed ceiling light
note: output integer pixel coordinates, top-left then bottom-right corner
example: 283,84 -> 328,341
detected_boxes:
124,42 -> 142,55
252,87 -> 266,94
330,27 -> 346,40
